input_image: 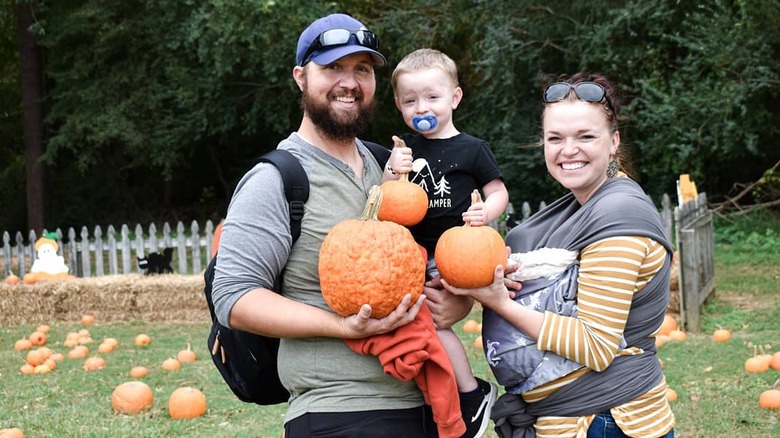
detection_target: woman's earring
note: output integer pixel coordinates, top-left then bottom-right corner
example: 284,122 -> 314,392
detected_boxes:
607,158 -> 619,178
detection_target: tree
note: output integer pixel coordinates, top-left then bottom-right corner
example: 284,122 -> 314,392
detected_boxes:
15,0 -> 45,233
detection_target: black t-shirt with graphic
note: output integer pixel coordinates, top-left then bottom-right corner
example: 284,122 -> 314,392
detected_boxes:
400,132 -> 503,255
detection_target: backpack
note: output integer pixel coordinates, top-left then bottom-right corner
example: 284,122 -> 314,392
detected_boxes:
205,142 -> 390,405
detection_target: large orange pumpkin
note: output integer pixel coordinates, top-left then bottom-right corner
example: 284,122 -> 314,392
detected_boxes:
434,193 -> 506,288
112,381 -> 154,414
319,186 -> 425,318
377,137 -> 428,226
168,387 -> 207,419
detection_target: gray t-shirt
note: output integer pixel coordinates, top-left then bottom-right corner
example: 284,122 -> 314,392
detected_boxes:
211,133 -> 423,423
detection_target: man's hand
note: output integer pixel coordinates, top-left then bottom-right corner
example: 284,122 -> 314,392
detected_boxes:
340,293 -> 426,339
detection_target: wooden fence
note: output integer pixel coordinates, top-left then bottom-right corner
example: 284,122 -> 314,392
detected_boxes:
1,221 -> 218,278
4,192 -> 715,329
1,195 -> 676,278
674,192 -> 716,332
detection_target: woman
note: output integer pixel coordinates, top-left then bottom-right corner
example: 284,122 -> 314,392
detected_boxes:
443,73 -> 675,437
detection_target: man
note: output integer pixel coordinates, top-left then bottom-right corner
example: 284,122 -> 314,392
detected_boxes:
212,13 -> 442,437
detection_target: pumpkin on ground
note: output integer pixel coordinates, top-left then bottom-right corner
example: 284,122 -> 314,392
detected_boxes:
177,344 -> 197,363
134,334 -> 151,346
377,136 -> 428,227
28,331 -> 47,347
84,356 -> 106,371
319,185 -> 425,318
130,366 -> 149,378
658,314 -> 678,336
0,427 -> 24,437
14,339 -> 32,351
434,192 -> 506,288
168,387 -> 207,419
112,381 -> 154,414
162,358 -> 181,371
759,389 -> 780,409
713,327 -> 731,342
770,352 -> 780,371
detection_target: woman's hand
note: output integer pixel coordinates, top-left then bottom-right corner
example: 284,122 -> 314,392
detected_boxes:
424,276 -> 473,329
442,265 -> 514,312
340,293 -> 426,339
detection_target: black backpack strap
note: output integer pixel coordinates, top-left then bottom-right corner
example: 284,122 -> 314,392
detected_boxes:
255,149 -> 309,243
362,140 -> 391,169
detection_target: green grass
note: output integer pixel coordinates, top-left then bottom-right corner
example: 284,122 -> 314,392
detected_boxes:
2,212 -> 779,437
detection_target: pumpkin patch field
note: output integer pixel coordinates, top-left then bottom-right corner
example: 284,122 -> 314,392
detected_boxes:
1,214 -> 779,437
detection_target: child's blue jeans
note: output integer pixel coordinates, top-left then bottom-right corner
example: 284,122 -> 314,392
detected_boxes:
587,411 -> 675,438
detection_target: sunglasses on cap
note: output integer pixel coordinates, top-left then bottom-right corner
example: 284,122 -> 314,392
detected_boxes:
301,28 -> 379,65
543,82 -> 615,117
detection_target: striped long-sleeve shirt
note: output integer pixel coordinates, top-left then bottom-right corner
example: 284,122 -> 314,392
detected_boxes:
524,235 -> 675,438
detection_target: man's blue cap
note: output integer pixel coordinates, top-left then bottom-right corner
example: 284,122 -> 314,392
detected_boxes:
296,14 -> 386,67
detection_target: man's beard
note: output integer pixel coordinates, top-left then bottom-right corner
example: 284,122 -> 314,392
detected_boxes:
301,90 -> 376,142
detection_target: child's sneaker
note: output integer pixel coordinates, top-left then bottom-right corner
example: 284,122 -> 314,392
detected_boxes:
459,377 -> 497,438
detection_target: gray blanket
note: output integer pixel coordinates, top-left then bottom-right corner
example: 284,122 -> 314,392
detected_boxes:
486,177 -> 673,437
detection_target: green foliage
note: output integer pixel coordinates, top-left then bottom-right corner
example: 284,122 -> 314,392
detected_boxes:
714,210 -> 780,252
1,0 -> 778,230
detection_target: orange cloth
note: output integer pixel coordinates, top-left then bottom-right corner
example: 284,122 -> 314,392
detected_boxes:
345,304 -> 466,438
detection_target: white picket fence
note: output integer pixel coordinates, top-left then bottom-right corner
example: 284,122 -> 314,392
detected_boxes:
1,195 -> 679,280
1,221 -> 218,278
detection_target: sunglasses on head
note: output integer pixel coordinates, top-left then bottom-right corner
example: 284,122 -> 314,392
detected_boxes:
301,28 -> 379,65
543,82 -> 615,117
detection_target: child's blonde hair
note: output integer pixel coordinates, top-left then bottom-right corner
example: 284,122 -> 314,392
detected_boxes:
392,48 -> 459,92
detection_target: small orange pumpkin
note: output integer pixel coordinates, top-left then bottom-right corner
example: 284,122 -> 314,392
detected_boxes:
319,185 -> 425,318
177,344 -> 197,363
462,319 -> 480,333
14,339 -> 32,351
28,331 -> 47,347
434,192 -> 506,288
770,352 -> 780,371
713,327 -> 731,342
130,366 -> 149,378
33,363 -> 51,374
665,388 -> 678,401
168,387 -> 207,419
112,381 -> 154,414
19,364 -> 34,375
668,329 -> 687,342
67,345 -> 89,359
377,137 -> 428,227
81,314 -> 95,325
0,427 -> 24,437
26,349 -> 46,367
658,314 -> 678,336
759,389 -> 780,409
161,357 -> 181,371
134,334 -> 151,346
35,324 -> 50,334
22,273 -> 36,285
4,273 -> 20,285
745,357 -> 770,373
84,356 -> 107,371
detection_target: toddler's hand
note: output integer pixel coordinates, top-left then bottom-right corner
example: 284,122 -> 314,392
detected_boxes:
462,190 -> 488,226
385,136 -> 413,177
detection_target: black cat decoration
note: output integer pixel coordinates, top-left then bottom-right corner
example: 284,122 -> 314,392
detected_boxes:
137,247 -> 174,275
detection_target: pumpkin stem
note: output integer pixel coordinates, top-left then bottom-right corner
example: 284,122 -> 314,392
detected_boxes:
360,185 -> 383,221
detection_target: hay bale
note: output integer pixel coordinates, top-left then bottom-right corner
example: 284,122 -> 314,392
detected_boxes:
0,274 -> 208,326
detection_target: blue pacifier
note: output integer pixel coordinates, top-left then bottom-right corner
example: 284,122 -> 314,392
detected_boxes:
412,115 -> 438,132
